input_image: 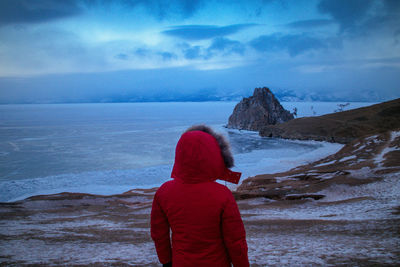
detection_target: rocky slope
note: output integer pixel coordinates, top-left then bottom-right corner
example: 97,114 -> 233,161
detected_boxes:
227,87 -> 293,131
235,130 -> 400,200
260,98 -> 400,144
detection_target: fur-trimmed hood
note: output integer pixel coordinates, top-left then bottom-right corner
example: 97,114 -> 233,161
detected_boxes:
185,125 -> 234,168
171,125 -> 241,184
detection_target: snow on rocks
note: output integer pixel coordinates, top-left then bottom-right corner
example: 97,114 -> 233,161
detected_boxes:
338,155 -> 357,162
374,130 -> 400,168
314,160 -> 336,167
236,130 -> 400,205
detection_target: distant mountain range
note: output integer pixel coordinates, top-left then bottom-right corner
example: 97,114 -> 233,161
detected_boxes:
93,89 -> 395,103
0,86 -> 394,104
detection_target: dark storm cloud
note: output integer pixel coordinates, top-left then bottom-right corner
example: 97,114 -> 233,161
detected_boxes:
158,52 -> 177,61
383,0 -> 400,13
115,49 -> 177,61
183,45 -> 203,60
365,0 -> 400,35
162,24 -> 256,40
250,33 -> 326,57
0,0 -> 206,26
0,0 -> 82,26
116,47 -> 178,61
115,53 -> 129,60
173,0 -> 204,17
178,38 -> 246,60
134,48 -> 151,57
117,0 -> 205,20
207,38 -> 245,55
127,0 -> 280,20
285,19 -> 334,29
83,0 -> 205,20
317,0 -> 400,36
317,0 -> 374,31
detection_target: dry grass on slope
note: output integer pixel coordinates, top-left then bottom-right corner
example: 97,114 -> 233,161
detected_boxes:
260,98 -> 400,144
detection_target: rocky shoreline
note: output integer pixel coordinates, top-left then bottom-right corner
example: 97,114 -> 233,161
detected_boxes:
235,130 -> 400,201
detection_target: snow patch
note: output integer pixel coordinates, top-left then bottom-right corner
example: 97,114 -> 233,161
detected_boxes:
242,172 -> 400,221
365,135 -> 379,141
390,130 -> 400,141
247,221 -> 399,266
352,144 -> 366,153
348,167 -> 373,179
338,155 -> 357,162
0,239 -> 158,265
275,175 -> 299,182
375,145 -> 399,168
315,160 -> 336,167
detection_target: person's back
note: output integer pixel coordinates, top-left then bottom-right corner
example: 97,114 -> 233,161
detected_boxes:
151,125 -> 249,267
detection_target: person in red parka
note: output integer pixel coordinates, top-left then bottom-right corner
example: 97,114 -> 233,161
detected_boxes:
151,125 -> 249,267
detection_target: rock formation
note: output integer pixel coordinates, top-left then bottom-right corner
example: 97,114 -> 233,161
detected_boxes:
227,87 -> 294,131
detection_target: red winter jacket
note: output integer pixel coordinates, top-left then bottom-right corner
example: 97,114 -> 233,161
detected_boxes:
151,129 -> 249,267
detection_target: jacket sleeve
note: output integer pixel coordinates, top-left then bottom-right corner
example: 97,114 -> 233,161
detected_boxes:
151,192 -> 172,264
221,191 -> 249,267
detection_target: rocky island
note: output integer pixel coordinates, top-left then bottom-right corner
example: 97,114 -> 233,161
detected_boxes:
227,87 -> 294,131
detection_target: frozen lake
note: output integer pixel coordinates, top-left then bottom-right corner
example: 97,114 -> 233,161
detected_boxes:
0,101 -> 373,202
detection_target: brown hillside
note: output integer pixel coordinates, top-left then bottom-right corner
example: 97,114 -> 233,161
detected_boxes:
235,130 -> 400,200
260,98 -> 400,144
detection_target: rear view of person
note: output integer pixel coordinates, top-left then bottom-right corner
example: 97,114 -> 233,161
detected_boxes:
151,125 -> 249,267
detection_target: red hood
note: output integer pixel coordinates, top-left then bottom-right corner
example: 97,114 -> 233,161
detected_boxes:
171,130 -> 241,184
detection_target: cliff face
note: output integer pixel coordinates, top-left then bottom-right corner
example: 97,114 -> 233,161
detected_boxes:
227,87 -> 294,131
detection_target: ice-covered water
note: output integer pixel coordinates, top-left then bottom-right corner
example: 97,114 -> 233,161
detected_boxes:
0,102 -> 372,202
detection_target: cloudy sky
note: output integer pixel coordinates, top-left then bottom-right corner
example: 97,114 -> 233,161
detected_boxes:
0,0 -> 399,103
